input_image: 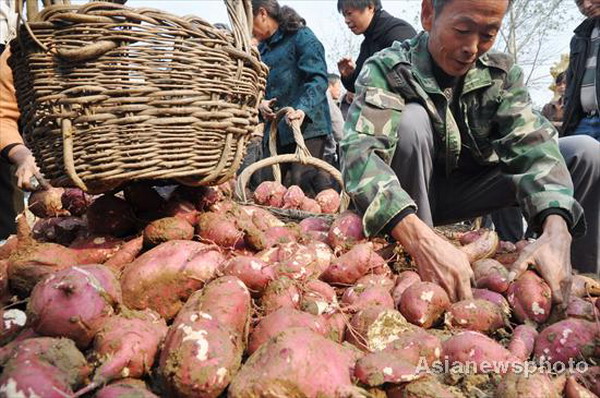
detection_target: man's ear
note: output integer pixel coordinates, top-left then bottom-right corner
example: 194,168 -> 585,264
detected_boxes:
421,0 -> 434,32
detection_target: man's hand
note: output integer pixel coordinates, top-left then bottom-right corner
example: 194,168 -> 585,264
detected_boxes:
508,215 -> 572,308
391,214 -> 474,302
337,57 -> 356,78
285,109 -> 305,126
258,98 -> 277,121
7,145 -> 47,191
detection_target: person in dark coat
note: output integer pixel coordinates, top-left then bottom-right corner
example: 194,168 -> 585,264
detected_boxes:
252,0 -> 332,195
337,0 -> 416,93
562,0 -> 600,141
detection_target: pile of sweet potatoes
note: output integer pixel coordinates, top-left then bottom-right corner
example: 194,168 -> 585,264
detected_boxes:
0,180 -> 599,397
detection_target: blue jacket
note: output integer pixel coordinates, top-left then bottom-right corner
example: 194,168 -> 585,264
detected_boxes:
259,27 -> 331,147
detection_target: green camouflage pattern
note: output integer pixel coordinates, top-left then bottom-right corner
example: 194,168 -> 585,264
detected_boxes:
340,32 -> 584,237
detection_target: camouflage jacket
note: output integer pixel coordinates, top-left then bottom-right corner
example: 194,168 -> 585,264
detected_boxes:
340,32 -> 584,237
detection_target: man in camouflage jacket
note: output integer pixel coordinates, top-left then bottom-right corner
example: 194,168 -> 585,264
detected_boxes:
340,0 -> 600,303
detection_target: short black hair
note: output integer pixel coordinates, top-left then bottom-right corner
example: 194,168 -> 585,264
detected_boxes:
337,0 -> 382,13
432,0 -> 513,16
556,71 -> 566,85
327,73 -> 341,85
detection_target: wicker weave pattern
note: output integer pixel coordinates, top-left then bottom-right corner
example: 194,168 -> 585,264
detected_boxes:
10,1 -> 267,193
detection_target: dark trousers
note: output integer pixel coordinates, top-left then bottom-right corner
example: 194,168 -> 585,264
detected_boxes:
391,103 -> 600,274
0,160 -> 23,240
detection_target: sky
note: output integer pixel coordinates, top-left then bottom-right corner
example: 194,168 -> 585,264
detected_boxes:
70,0 -> 583,107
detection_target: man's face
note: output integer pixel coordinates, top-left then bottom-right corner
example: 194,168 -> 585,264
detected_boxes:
329,80 -> 342,100
422,0 -> 509,77
577,0 -> 600,18
342,5 -> 375,35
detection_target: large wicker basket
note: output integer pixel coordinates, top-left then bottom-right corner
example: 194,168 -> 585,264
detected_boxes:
9,0 -> 268,193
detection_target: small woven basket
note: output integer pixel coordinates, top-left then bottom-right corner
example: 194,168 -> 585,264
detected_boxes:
235,107 -> 349,221
9,0 -> 268,193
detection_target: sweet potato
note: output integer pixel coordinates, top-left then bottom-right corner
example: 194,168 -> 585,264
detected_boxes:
240,206 -> 284,231
507,324 -> 539,361
0,356 -> 74,397
534,318 -> 599,364
566,297 -> 600,322
248,308 -> 329,354
345,285 -> 395,312
342,275 -> 395,307
69,234 -> 123,264
61,188 -> 93,216
103,236 -> 143,273
95,379 -> 159,398
298,217 -> 330,242
273,242 -> 331,281
121,240 -> 225,320
143,216 -> 194,248
75,309 -> 167,396
354,351 -> 421,386
159,315 -> 242,398
28,265 -> 122,348
392,271 -> 421,307
0,236 -> 18,260
345,306 -> 415,352
222,256 -> 275,295
380,328 -> 442,366
259,276 -> 301,315
282,185 -> 306,209
565,376 -> 599,398
162,197 -> 199,225
300,279 -> 338,315
472,288 -> 511,315
300,197 -> 322,213
507,270 -> 552,324
86,194 -> 137,237
253,181 -> 287,207
321,243 -> 387,285
197,211 -> 244,248
399,282 -> 451,329
32,216 -> 86,245
444,299 -> 507,334
459,229 -> 499,263
442,331 -> 517,373
472,258 -> 510,293
28,187 -> 68,218
229,328 -> 362,398
496,371 -> 562,398
0,309 -> 27,346
327,211 -> 365,250
315,189 -> 341,214
575,367 -> 600,396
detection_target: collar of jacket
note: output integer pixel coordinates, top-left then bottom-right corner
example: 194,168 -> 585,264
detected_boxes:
574,17 -> 598,37
363,9 -> 392,41
403,33 -> 508,97
259,27 -> 285,52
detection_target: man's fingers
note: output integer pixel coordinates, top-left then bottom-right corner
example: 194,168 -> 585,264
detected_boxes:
32,168 -> 51,190
508,251 -> 532,282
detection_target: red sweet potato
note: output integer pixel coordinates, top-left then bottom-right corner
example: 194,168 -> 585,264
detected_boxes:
327,211 -> 365,250
472,288 -> 511,315
300,197 -> 322,213
496,371 -> 563,398
196,211 -> 244,248
253,181 -> 287,207
86,194 -> 137,237
143,216 -> 194,248
354,351 -> 421,386
95,379 -> 159,398
459,229 -> 499,263
103,236 -> 144,273
507,324 -> 539,361
75,309 -> 168,396
229,328 -> 363,398
564,375 -> 598,398
0,356 -> 74,397
566,297 -> 600,321
575,366 -> 600,396
298,217 -> 330,242
28,187 -> 68,218
444,299 -> 507,334
534,318 -> 599,365
321,243 -> 387,285
399,282 -> 451,329
69,234 -> 123,264
0,309 -> 27,346
259,276 -> 301,315
61,188 -> 93,216
471,258 -> 510,293
572,274 -> 600,298
282,185 -> 306,209
300,279 -> 338,315
315,189 -> 341,214
442,331 -> 517,373
222,256 -> 275,295
392,271 -> 421,307
507,270 -> 552,324
32,216 -> 86,245
344,285 -> 395,312
248,308 -> 330,354
121,240 -> 225,320
162,197 -> 199,225
240,206 -> 284,231
345,306 -> 416,352
273,242 -> 331,281
28,265 -> 122,348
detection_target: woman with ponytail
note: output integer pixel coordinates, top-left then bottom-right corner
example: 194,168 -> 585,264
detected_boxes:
252,0 -> 333,196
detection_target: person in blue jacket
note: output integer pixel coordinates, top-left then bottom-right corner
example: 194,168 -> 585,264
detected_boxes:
252,0 -> 333,195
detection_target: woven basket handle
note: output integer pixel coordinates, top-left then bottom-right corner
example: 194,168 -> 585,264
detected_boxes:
235,107 -> 350,212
